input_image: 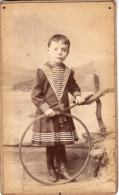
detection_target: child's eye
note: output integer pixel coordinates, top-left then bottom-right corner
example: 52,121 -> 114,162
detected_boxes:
54,48 -> 58,50
62,49 -> 68,52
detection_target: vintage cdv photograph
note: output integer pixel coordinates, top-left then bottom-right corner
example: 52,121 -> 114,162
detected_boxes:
0,0 -> 117,194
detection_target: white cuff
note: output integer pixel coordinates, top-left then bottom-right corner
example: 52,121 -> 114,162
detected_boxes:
40,103 -> 50,113
73,91 -> 81,98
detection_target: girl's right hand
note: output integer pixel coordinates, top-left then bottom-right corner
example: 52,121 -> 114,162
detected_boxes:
45,108 -> 55,117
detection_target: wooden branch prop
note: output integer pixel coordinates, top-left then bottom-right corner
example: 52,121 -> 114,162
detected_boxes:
82,74 -> 114,137
94,73 -> 100,92
95,99 -> 106,136
94,74 -> 106,136
82,88 -> 114,105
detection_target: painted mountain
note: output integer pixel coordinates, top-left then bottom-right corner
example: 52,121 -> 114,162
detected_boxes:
3,63 -> 95,91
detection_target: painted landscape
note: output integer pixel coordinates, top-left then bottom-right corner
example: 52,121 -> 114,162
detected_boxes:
2,64 -> 115,145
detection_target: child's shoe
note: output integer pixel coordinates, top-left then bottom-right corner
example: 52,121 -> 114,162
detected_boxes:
58,163 -> 71,180
48,168 -> 58,182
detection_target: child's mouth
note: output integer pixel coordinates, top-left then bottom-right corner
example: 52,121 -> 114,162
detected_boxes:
57,57 -> 62,60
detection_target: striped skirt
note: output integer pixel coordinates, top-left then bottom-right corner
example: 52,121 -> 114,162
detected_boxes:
31,115 -> 79,146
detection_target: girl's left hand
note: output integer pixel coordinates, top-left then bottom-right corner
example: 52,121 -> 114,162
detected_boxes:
75,96 -> 85,105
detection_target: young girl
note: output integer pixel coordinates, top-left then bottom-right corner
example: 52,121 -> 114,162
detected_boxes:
31,34 -> 85,182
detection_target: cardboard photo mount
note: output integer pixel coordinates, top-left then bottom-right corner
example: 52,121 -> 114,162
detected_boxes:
0,0 -> 118,194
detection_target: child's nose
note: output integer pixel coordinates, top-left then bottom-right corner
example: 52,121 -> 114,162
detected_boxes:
58,49 -> 62,55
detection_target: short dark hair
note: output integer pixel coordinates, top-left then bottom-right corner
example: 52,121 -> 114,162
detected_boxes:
48,34 -> 70,49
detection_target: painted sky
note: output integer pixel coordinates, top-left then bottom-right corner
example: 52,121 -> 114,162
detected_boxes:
1,2 -> 115,88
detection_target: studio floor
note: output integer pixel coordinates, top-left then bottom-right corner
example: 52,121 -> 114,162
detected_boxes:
2,146 -> 116,194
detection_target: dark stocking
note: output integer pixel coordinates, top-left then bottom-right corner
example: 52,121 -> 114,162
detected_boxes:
55,145 -> 67,165
46,146 -> 56,169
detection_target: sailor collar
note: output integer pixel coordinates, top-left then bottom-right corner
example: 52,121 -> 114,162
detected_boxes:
40,62 -> 71,101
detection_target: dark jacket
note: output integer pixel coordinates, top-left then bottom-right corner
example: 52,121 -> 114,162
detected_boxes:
31,62 -> 81,145
31,62 -> 81,114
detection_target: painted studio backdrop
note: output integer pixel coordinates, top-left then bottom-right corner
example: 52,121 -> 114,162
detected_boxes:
1,1 -> 116,194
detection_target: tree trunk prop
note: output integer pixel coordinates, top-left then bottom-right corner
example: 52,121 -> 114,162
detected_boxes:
88,132 -> 115,182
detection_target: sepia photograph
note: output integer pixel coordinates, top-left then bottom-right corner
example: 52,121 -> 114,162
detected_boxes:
0,0 -> 117,194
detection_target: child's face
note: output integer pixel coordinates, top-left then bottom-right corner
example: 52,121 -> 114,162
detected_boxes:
48,40 -> 69,65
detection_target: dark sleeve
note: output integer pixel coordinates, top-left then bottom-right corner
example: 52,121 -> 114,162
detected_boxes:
31,69 -> 50,112
67,70 -> 81,97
